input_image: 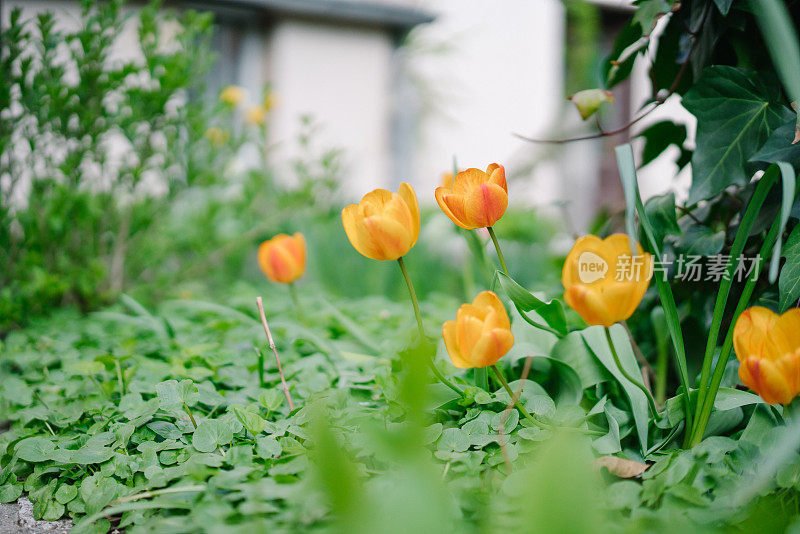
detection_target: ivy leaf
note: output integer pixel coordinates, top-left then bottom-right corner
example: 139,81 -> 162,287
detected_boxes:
192,420 -> 233,453
751,120 -> 800,169
674,225 -> 725,257
683,67 -> 793,203
639,121 -> 688,168
779,224 -> 800,311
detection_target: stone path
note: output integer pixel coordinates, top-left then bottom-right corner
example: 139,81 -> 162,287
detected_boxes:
0,499 -> 72,534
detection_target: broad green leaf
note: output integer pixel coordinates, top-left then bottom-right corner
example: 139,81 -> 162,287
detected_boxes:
437,428 -> 470,452
582,324 -> 652,453
550,331 -> 607,389
155,379 -> 199,411
146,421 -> 183,440
496,271 -> 567,336
632,0 -> 672,35
230,405 -> 267,435
683,66 -> 793,203
0,483 -> 22,503
255,436 -> 282,459
779,224 -> 800,310
713,0 -> 733,15
665,388 -> 763,427
192,420 -> 233,453
54,484 -> 77,505
15,437 -> 55,462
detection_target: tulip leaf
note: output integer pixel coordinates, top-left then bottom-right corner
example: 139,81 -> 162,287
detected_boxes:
495,271 -> 567,336
768,161 -> 796,283
581,324 -> 652,454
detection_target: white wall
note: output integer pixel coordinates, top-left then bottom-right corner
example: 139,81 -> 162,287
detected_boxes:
408,0 -> 567,202
266,19 -> 394,196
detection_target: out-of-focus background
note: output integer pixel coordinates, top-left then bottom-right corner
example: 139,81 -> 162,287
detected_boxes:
0,0 -> 691,332
1,0 -> 691,227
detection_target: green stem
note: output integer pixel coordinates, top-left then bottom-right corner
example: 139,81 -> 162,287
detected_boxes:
487,226 -> 509,275
397,257 -> 465,398
288,282 -> 305,321
183,402 -> 197,429
255,348 -> 265,388
655,331 -> 668,407
605,327 -> 657,416
688,217 -> 781,447
114,359 -> 125,397
475,367 -> 489,391
491,365 -> 550,430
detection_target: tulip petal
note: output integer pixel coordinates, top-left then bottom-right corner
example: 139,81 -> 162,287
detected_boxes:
473,291 -> 510,330
486,163 -> 507,193
733,306 -> 777,362
357,215 -> 413,261
564,284 -> 614,327
740,357 -> 794,405
453,168 -> 489,195
342,204 -> 368,257
457,314 -> 485,358
398,183 -> 420,244
443,320 -> 470,369
470,329 -> 514,367
465,183 -> 508,228
435,188 -> 472,229
770,308 -> 800,359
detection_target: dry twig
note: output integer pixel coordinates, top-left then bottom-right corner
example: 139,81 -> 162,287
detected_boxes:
256,296 -> 295,411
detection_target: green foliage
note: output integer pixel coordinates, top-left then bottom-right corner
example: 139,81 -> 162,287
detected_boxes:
0,1 -> 215,331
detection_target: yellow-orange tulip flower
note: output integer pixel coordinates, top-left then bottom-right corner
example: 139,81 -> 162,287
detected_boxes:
435,164 -> 508,229
442,291 -> 514,369
220,85 -> 246,107
341,183 -> 419,261
562,234 -> 652,327
733,307 -> 800,405
258,233 -> 306,284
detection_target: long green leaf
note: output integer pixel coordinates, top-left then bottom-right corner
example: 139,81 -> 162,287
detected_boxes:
615,144 -> 692,432
693,166 -> 777,434
750,0 -> 800,110
769,161 -> 796,282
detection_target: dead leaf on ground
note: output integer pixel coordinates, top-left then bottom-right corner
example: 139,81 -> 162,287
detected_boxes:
594,456 -> 649,478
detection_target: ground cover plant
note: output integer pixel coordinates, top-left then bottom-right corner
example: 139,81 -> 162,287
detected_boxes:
5,0 -> 800,532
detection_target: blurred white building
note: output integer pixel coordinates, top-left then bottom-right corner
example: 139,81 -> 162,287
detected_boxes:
1,0 -> 693,231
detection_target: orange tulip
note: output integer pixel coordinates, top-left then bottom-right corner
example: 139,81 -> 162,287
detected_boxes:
562,234 -> 652,327
733,307 -> 800,405
258,233 -> 306,284
442,291 -> 514,369
435,164 -> 508,229
341,183 -> 419,261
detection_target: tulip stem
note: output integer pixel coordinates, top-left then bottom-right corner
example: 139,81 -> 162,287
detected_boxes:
491,365 -> 550,430
288,282 -> 305,321
397,257 -> 466,398
605,327 -> 657,415
487,226 -> 509,275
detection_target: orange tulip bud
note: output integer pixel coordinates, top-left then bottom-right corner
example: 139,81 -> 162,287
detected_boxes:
562,234 -> 652,327
258,233 -> 306,284
442,291 -> 514,369
341,183 -> 420,261
733,307 -> 800,405
435,164 -> 508,229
